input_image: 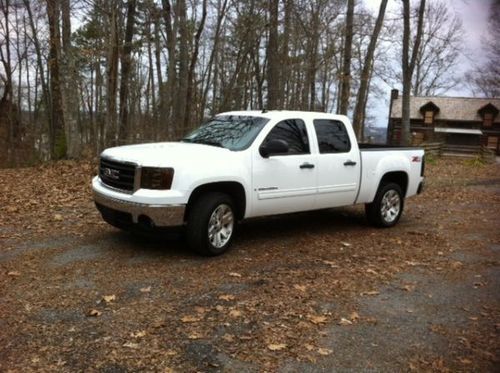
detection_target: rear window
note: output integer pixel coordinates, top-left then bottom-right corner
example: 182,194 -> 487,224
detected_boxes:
313,119 -> 351,153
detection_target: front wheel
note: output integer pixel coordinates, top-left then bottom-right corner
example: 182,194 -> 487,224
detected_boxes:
186,192 -> 236,256
365,183 -> 404,227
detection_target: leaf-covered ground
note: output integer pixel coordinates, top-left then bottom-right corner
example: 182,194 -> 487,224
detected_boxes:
0,158 -> 499,372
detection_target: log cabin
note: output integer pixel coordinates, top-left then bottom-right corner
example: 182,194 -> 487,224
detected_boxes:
387,90 -> 500,156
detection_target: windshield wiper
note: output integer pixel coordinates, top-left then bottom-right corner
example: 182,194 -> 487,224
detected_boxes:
181,138 -> 224,148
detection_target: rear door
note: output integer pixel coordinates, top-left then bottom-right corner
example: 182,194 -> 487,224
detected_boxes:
251,118 -> 317,217
313,118 -> 360,209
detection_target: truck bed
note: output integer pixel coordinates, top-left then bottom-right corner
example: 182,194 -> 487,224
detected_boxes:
358,143 -> 423,151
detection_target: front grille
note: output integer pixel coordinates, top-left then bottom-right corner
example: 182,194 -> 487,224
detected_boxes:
99,157 -> 136,192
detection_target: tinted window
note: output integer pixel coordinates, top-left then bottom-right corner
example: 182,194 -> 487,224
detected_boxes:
263,119 -> 309,155
314,119 -> 351,153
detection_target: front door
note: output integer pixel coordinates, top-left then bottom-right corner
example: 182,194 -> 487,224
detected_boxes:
251,119 -> 317,217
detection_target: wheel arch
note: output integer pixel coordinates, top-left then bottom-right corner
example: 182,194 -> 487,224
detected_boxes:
185,181 -> 246,221
378,171 -> 409,197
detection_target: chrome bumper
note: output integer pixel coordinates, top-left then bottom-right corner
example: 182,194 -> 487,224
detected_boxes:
94,191 -> 186,227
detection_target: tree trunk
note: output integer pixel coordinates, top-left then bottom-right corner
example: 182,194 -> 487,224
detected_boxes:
338,0 -> 354,115
161,0 -> 176,137
61,0 -> 80,158
266,0 -> 279,109
105,1 -> 119,147
175,0 -> 189,136
185,0 -> 207,129
401,0 -> 426,146
117,0 -> 136,143
46,0 -> 66,159
353,0 -> 388,139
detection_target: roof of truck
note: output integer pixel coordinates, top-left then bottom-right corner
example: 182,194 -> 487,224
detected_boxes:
217,110 -> 350,122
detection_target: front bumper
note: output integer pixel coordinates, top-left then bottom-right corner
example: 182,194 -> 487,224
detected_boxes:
94,190 -> 186,227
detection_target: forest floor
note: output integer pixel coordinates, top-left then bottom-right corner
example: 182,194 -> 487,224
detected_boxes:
0,158 -> 499,372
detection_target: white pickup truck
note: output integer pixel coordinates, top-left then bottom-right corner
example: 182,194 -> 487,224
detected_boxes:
93,111 -> 424,255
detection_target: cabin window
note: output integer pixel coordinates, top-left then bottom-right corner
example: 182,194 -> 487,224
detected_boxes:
484,112 -> 493,127
424,111 -> 434,124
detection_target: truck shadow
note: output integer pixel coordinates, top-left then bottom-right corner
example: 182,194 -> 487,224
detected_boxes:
103,206 -> 368,257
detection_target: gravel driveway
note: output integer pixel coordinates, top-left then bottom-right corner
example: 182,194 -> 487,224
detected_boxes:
0,159 -> 498,372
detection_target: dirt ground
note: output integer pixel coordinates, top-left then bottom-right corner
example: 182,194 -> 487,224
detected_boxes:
0,158 -> 499,372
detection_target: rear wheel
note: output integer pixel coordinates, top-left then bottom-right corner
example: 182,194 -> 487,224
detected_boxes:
365,182 -> 404,227
186,192 -> 235,256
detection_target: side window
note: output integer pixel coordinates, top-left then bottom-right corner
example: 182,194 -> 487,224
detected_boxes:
263,119 -> 309,155
313,119 -> 351,153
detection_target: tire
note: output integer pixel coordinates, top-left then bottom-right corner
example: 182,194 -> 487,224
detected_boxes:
365,182 -> 404,228
186,192 -> 236,256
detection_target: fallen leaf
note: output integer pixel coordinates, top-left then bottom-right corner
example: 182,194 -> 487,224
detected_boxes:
180,315 -> 202,323
229,309 -> 242,318
361,290 -> 380,296
123,342 -> 139,349
164,349 -> 178,356
215,305 -> 224,312
308,315 -> 327,325
350,311 -> 360,321
131,330 -> 146,338
458,357 -> 472,365
218,294 -> 235,301
222,334 -> 235,342
322,260 -> 338,268
338,318 -> 353,326
341,242 -> 351,247
6,206 -> 18,213
229,272 -> 242,277
102,294 -> 116,303
194,306 -> 207,314
7,271 -> 21,276
53,214 -> 63,221
140,286 -> 151,293
293,284 -> 307,292
267,343 -> 287,351
188,332 -> 203,340
366,268 -> 378,275
304,344 -> 315,351
87,309 -> 102,317
402,284 -> 416,292
318,348 -> 333,356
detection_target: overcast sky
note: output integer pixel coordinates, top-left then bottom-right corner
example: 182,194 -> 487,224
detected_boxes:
362,0 -> 493,127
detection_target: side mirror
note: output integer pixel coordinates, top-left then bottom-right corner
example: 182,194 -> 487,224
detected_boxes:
259,139 -> 289,158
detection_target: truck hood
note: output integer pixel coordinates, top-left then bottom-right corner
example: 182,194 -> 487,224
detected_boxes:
101,142 -> 234,168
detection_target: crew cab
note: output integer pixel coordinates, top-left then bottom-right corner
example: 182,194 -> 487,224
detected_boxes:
92,111 -> 424,255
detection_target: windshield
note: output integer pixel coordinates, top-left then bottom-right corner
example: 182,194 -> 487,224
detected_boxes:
181,115 -> 269,151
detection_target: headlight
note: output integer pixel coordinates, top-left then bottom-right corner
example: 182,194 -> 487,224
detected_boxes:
140,167 -> 174,190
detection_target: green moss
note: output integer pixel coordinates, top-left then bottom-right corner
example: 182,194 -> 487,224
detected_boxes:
463,156 -> 486,167
54,134 -> 67,160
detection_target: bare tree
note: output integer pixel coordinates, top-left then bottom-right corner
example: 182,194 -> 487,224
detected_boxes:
467,0 -> 500,97
412,1 -> 463,96
46,0 -> 66,158
266,0 -> 279,110
352,0 -> 388,139
117,0 -> 137,143
338,0 -> 354,115
401,0 -> 426,146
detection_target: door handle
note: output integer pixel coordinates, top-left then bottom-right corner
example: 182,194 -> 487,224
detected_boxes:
300,163 -> 315,169
343,160 -> 357,166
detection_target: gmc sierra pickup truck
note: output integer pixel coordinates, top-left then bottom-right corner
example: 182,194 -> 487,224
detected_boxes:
93,111 -> 424,255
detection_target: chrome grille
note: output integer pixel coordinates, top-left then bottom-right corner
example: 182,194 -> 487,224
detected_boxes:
99,157 -> 136,192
